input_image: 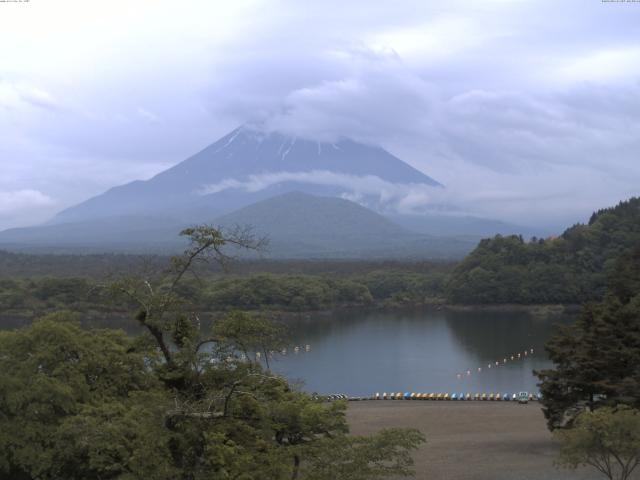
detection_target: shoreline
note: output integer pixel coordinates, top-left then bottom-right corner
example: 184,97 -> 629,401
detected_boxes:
268,301 -> 578,319
441,303 -> 579,316
0,301 -> 577,328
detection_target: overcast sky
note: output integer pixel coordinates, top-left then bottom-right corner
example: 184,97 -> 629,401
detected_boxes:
1,0 -> 639,230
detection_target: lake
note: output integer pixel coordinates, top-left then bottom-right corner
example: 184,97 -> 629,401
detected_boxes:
270,307 -> 569,396
0,306 -> 570,397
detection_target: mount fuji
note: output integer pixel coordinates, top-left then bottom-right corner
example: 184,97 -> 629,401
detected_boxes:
0,126 -> 530,257
53,125 -> 441,224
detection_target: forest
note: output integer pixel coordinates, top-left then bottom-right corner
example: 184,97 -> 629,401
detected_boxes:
0,259 -> 451,320
445,197 -> 640,304
1,197 -> 639,322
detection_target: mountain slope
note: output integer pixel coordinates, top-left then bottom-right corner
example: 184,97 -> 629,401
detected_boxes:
53,126 -> 440,224
386,213 -> 546,238
217,191 -> 404,240
215,192 -> 475,259
0,192 -> 476,258
0,215 -> 187,253
0,125 -> 532,256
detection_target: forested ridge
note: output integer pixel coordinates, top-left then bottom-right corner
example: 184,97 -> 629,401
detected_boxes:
2,197 -> 639,315
0,269 -> 449,319
445,197 -> 640,305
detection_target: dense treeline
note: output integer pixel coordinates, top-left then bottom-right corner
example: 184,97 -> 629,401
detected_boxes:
0,277 -> 97,313
0,250 -> 452,278
3,197 -> 639,312
537,245 -> 640,429
446,197 -> 640,304
204,270 -> 447,310
0,268 -> 450,318
0,250 -> 451,313
0,250 -> 169,278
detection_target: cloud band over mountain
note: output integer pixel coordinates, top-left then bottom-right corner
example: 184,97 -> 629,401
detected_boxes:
199,170 -> 446,214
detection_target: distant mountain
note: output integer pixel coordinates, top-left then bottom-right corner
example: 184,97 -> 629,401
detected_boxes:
53,125 -> 441,224
218,191 -> 404,241
0,126 -> 537,257
0,192 -> 477,258
216,192 -> 476,259
387,213 -> 545,238
0,215 -> 186,254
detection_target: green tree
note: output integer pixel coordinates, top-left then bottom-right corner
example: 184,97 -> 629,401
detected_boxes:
446,197 -> 640,305
1,226 -> 426,479
537,246 -> 640,429
555,407 -> 640,480
0,314 -> 173,480
212,311 -> 286,370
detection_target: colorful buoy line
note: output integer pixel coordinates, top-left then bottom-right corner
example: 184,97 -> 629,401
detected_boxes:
324,392 -> 543,402
456,347 -> 535,380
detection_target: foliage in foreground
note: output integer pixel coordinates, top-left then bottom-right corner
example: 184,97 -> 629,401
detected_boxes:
555,406 -> 640,480
537,246 -> 640,429
0,226 -> 425,479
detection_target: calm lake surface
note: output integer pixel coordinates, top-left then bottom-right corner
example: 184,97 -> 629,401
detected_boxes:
0,307 -> 570,396
270,307 -> 570,396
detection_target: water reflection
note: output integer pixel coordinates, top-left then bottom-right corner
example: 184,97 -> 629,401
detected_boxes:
272,307 -> 571,396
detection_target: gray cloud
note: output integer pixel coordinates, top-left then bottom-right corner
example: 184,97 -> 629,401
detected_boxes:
1,0 -> 639,230
0,189 -> 56,229
200,170 -> 443,214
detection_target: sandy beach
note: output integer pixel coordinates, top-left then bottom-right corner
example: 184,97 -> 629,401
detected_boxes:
347,401 -> 602,480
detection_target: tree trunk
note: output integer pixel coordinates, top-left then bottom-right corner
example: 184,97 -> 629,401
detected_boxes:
291,454 -> 300,480
148,324 -> 173,365
263,346 -> 270,370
